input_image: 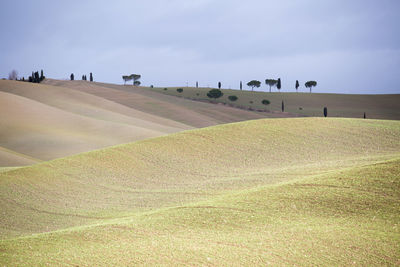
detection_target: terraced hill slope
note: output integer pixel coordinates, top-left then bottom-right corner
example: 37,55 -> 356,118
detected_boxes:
0,117 -> 399,265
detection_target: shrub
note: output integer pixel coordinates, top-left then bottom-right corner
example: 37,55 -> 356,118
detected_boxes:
249,101 -> 253,104
261,99 -> 270,105
228,95 -> 238,101
207,89 -> 223,101
177,88 -> 183,93
164,88 -> 168,91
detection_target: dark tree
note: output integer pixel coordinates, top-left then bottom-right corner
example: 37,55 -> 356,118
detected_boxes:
40,70 -> 44,81
240,81 -> 242,90
295,80 -> 299,92
28,76 -> 33,82
262,99 -> 270,105
34,71 -> 40,83
277,78 -> 281,92
70,73 -> 74,81
265,79 -> 277,93
207,89 -> 223,102
228,95 -> 238,101
323,107 -> 327,117
305,81 -> 317,93
364,112 -> 366,119
218,82 -> 221,89
177,88 -> 183,93
247,80 -> 261,91
196,81 -> 198,88
82,75 -> 85,80
281,100 -> 284,112
134,80 -> 141,86
90,72 -> 93,82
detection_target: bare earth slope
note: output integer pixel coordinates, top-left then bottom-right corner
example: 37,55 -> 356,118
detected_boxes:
43,79 -> 273,127
0,79 -> 271,166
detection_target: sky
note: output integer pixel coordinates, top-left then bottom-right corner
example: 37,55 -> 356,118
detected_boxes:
0,0 -> 399,94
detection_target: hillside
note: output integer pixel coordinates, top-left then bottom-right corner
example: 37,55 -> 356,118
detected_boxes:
149,85 -> 400,120
0,117 -> 399,265
0,80 -> 269,166
1,117 -> 399,238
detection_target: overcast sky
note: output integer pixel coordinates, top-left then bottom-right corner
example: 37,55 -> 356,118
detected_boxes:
0,0 -> 399,94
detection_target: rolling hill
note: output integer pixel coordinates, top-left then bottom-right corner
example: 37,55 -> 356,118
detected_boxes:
0,117 -> 399,265
0,80 -> 268,166
149,85 -> 400,120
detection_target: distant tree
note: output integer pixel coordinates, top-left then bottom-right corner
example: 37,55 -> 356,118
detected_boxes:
8,70 -> 18,80
34,71 -> 40,83
218,81 -> 221,89
364,112 -> 366,119
90,72 -> 93,82
240,81 -> 242,90
277,78 -> 281,92
150,85 -> 154,88
134,80 -> 141,86
295,80 -> 299,92
82,75 -> 85,80
22,77 -> 25,81
28,76 -> 33,82
196,81 -> 198,88
265,79 -> 277,93
177,88 -> 183,93
323,107 -> 327,117
70,73 -> 74,81
247,80 -> 261,91
262,99 -> 270,105
164,88 -> 168,90
228,95 -> 238,101
207,89 -> 223,102
305,81 -> 317,93
40,70 -> 44,81
281,100 -> 284,112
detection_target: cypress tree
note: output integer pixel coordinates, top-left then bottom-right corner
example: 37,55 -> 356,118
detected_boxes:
70,73 -> 74,81
218,82 -> 221,89
196,81 -> 198,88
90,73 -> 93,82
281,100 -> 284,112
364,112 -> 366,119
295,80 -> 299,92
277,78 -> 281,91
240,81 -> 242,90
324,107 -> 328,117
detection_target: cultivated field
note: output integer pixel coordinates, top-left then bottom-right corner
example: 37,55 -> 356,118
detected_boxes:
149,85 -> 400,120
0,80 -> 268,166
1,118 -> 399,265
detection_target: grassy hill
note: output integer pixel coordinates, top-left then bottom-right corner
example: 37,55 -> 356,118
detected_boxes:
0,80 -> 268,166
0,117 -> 399,265
149,85 -> 400,120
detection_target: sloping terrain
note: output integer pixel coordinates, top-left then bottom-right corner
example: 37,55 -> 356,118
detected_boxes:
2,157 -> 398,266
0,118 -> 399,238
149,85 -> 400,120
0,118 -> 399,265
43,79 -> 274,127
0,79 -> 271,166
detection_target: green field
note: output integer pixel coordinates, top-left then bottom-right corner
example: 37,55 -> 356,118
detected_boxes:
1,118 -> 399,265
150,86 -> 400,120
